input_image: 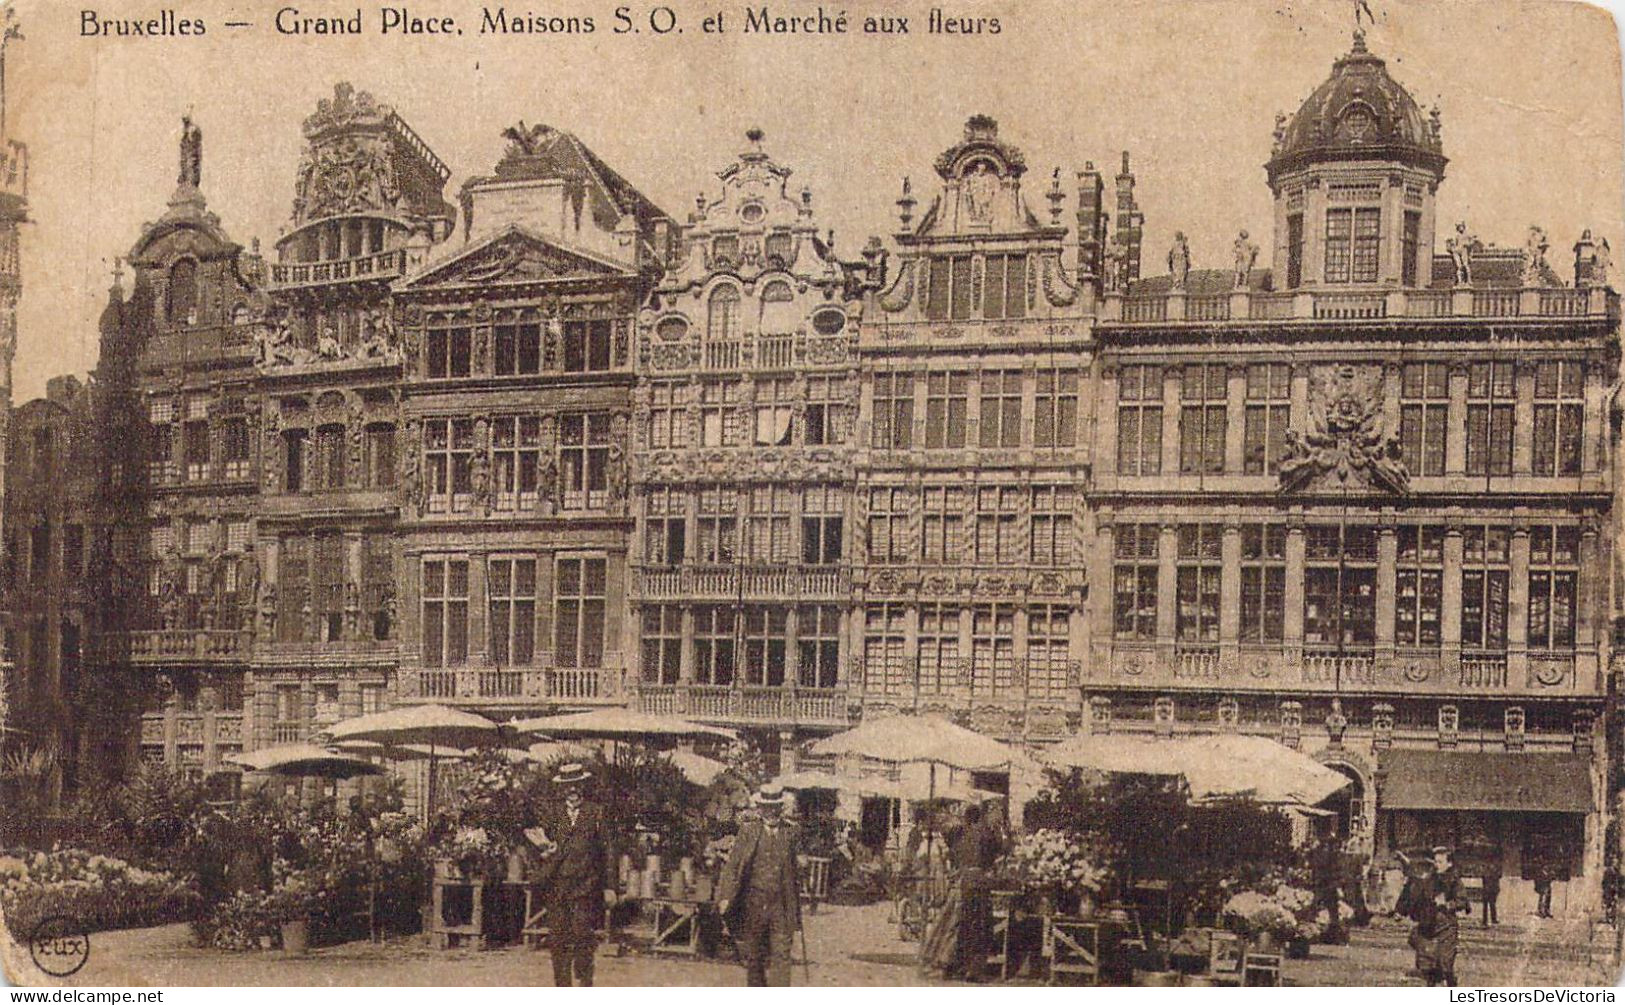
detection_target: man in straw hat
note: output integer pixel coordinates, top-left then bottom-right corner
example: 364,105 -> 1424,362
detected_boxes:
525,761 -> 617,986
718,783 -> 804,986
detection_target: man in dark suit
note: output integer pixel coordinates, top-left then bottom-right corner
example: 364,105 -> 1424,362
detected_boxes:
525,762 -> 617,987
718,783 -> 803,986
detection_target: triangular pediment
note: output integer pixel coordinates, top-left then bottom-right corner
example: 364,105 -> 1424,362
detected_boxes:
399,226 -> 633,289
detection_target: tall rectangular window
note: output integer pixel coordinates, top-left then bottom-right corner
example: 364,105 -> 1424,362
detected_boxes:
315,424 -> 346,490
559,412 -> 610,510
1352,207 -> 1381,282
223,417 -> 251,480
924,372 -> 969,449
974,486 -> 1020,564
491,416 -> 540,510
1402,211 -> 1421,286
1394,525 -> 1444,647
1176,524 -> 1222,642
184,420 -> 210,482
920,487 -> 964,565
1240,525 -> 1286,642
916,602 -> 959,695
282,430 -> 307,492
1461,526 -> 1510,650
494,320 -> 542,376
1113,524 -> 1159,640
1527,526 -> 1578,650
971,605 -> 1017,694
554,556 -> 606,668
982,253 -> 1027,320
29,523 -> 48,582
1028,604 -> 1072,696
1179,364 -> 1227,474
1304,525 -> 1377,648
695,486 -> 737,564
1030,485 -> 1074,566
425,418 -> 474,513
925,255 -> 974,321
1466,362 -> 1515,477
804,376 -> 844,446
364,423 -> 396,489
693,605 -> 736,685
1400,363 -> 1449,477
645,487 -> 686,566
797,605 -> 841,689
1286,213 -> 1304,289
1532,361 -> 1584,476
563,320 -> 612,373
753,378 -> 794,447
1324,208 -> 1352,283
1324,207 -> 1380,283
640,605 -> 682,685
487,557 -> 536,667
978,370 -> 1023,449
863,604 -> 907,696
866,487 -> 909,564
313,533 -> 345,642
648,381 -> 689,449
1117,364 -> 1162,476
801,486 -> 841,565
277,535 -> 308,643
742,607 -> 788,686
871,373 -> 914,449
744,485 -> 793,564
699,382 -> 739,448
1244,363 -> 1290,475
1034,370 -> 1078,449
426,324 -> 471,379
421,558 -> 469,667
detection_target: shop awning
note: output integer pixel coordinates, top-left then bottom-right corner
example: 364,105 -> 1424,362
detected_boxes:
1379,750 -> 1592,813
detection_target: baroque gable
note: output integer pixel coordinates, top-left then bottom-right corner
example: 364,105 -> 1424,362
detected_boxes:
398,226 -> 633,291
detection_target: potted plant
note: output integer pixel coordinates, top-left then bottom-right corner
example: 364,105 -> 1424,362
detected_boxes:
1000,828 -> 1107,918
266,869 -> 317,955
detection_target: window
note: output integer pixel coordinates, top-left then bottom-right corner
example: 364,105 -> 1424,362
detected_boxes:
425,418 -> 475,513
645,487 -> 686,566
707,286 -> 741,343
1527,526 -> 1578,650
1175,524 -> 1222,642
1244,364 -> 1290,475
227,520 -> 252,553
1466,362 -> 1514,477
1030,486 -> 1074,566
696,486 -> 737,564
314,424 -> 345,489
802,514 -> 842,565
1117,365 -> 1163,476
277,535 -> 308,642
313,533 -> 344,642
29,523 -> 48,582
488,558 -> 536,667
917,603 -> 959,695
970,605 -> 1017,693
1304,525 -> 1377,648
744,485 -> 793,564
559,412 -> 611,510
1240,525 -> 1286,642
1533,361 -> 1584,477
555,556 -> 606,668
648,382 -> 689,449
563,320 -> 612,372
425,323 -> 471,379
491,416 -> 540,510
1113,524 -> 1159,640
422,558 -> 469,666
925,255 -> 974,321
640,606 -> 682,684
978,371 -> 1023,449
282,429 -> 307,492
1461,526 -> 1509,650
871,373 -> 913,449
31,428 -> 51,477
699,382 -> 740,447
223,417 -> 251,480
273,685 -> 301,736
1400,363 -> 1449,477
1179,364 -> 1227,474
166,259 -> 198,323
313,684 -> 341,725
867,487 -> 910,564
149,404 -> 175,482
1034,371 -> 1078,449
494,319 -> 542,375
1324,207 -> 1380,283
360,684 -> 385,714
974,486 -> 1020,564
804,376 -> 843,446
753,379 -> 794,446
864,604 -> 908,696
184,419 -> 210,481
1028,605 -> 1072,696
983,253 -> 1027,319
364,423 -> 396,489
759,280 -> 797,334
924,372 -> 969,449
1402,211 -> 1421,286
1286,213 -> 1304,289
797,605 -> 841,689
184,519 -> 209,555
63,524 -> 84,578
742,607 -> 788,686
920,487 -> 964,565
362,536 -> 392,640
1395,525 -> 1444,647
693,605 -> 735,685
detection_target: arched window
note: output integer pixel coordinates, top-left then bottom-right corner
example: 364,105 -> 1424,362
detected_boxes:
759,280 -> 797,334
707,285 -> 741,343
166,259 -> 199,324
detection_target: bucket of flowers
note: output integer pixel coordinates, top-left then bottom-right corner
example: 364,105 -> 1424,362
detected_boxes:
1000,828 -> 1108,917
434,826 -> 510,883
1221,883 -> 1313,953
265,867 -> 318,956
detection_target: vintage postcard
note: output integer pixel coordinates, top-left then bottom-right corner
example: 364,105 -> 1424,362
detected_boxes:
0,0 -> 1622,988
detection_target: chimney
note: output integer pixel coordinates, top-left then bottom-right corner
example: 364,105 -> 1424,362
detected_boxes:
1075,162 -> 1105,289
1115,151 -> 1144,284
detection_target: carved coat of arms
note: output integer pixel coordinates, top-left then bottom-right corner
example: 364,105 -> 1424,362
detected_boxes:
1278,363 -> 1409,494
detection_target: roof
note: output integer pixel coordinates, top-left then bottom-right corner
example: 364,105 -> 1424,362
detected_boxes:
1379,750 -> 1592,813
473,123 -> 670,234
1127,267 -> 1274,297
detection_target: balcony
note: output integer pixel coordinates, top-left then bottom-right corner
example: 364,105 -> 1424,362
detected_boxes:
848,657 -> 1081,707
268,248 -> 408,290
116,629 -> 253,665
633,565 -> 850,600
631,683 -> 851,727
394,666 -> 625,707
1101,285 -> 1617,327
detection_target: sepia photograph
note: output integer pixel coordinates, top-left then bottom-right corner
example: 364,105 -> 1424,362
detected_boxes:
0,0 -> 1623,988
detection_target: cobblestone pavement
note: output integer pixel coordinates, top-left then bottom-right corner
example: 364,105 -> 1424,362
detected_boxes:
20,904 -> 1618,987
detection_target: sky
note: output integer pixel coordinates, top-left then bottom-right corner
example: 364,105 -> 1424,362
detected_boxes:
6,0 -> 1622,400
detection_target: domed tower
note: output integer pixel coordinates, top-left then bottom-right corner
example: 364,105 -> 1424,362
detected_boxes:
1266,31 -> 1446,289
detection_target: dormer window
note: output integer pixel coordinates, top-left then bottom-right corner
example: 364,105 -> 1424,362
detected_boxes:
1324,206 -> 1380,283
166,259 -> 199,323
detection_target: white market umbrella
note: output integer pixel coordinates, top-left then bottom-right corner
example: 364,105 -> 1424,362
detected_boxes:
511,707 -> 736,741
225,743 -> 384,780
321,705 -> 502,818
1040,733 -> 1349,807
666,749 -> 728,786
808,714 -> 1018,771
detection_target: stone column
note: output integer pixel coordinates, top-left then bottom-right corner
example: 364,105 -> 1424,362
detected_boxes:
1156,523 -> 1178,663
966,371 -> 982,449
779,729 -> 798,773
1284,520 -> 1306,653
1161,370 -> 1181,477
1219,520 -> 1242,673
1508,523 -> 1531,683
784,604 -> 800,688
1513,360 -> 1536,476
1092,515 -> 1115,677
1446,363 -> 1469,478
679,605 -> 696,684
1289,365 -> 1310,450
1376,521 -> 1398,665
1097,366 -> 1119,484
1584,359 -> 1607,475
1021,363 -> 1038,449
1441,521 -> 1464,674
1224,366 -> 1246,474
1577,521 -> 1600,677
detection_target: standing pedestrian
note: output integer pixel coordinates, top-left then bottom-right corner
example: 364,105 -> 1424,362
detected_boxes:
950,803 -> 1003,982
718,783 -> 803,986
1395,846 -> 1468,987
1310,833 -> 1346,943
1481,854 -> 1502,927
1532,857 -> 1555,919
524,762 -> 617,987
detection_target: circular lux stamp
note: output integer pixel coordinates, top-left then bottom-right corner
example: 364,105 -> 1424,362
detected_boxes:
28,914 -> 90,978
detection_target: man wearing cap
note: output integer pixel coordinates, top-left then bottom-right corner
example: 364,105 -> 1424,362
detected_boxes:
526,762 -> 617,987
717,783 -> 803,986
1395,846 -> 1468,986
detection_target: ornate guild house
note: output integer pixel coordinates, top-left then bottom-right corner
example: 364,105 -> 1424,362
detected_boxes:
11,28 -> 1621,916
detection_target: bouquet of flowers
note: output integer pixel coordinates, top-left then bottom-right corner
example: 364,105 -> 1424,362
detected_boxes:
1002,829 -> 1107,896
1222,882 -> 1317,941
436,826 -> 509,880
